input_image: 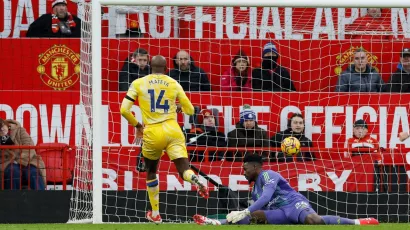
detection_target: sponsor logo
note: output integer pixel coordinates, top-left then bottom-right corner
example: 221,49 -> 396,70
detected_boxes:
265,179 -> 275,185
334,46 -> 379,75
295,201 -> 309,209
37,45 -> 80,90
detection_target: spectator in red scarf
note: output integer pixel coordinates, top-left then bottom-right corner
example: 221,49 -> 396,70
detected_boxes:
27,0 -> 82,38
221,50 -> 252,91
345,8 -> 393,41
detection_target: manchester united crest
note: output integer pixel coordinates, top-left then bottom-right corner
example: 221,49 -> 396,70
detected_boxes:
334,46 -> 379,75
37,45 -> 80,90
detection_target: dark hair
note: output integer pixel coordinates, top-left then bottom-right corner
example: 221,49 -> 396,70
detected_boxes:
0,118 -> 9,127
132,48 -> 148,58
232,50 -> 250,89
231,50 -> 249,66
243,153 -> 263,165
287,113 -> 304,129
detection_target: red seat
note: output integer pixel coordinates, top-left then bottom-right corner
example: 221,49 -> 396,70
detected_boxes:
37,143 -> 72,183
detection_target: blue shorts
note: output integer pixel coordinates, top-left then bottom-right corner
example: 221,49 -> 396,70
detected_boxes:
263,209 -> 292,224
279,199 -> 317,224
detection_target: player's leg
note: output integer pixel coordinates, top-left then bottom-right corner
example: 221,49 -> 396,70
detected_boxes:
141,125 -> 167,224
304,213 -> 379,225
282,200 -> 355,225
165,121 -> 208,198
144,157 -> 161,223
287,200 -> 379,225
255,210 -> 292,224
172,158 -> 208,198
304,213 -> 355,225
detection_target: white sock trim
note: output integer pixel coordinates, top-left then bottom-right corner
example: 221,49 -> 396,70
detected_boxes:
152,210 -> 160,217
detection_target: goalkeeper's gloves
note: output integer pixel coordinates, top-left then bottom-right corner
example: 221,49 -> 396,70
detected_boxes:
226,209 -> 250,223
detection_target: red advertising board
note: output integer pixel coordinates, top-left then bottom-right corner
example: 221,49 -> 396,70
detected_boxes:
1,90 -> 410,191
1,1 -> 409,39
2,91 -> 410,149
1,39 -> 410,92
101,147 -> 376,192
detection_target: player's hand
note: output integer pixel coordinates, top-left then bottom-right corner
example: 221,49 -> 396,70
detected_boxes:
399,132 -> 409,142
176,104 -> 182,113
135,123 -> 144,145
226,209 -> 250,223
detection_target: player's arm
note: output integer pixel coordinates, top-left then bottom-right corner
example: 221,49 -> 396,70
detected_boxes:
227,172 -> 278,223
247,172 -> 278,213
120,81 -> 141,128
176,83 -> 194,115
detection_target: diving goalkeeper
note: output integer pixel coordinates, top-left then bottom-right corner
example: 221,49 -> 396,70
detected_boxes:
194,154 -> 379,226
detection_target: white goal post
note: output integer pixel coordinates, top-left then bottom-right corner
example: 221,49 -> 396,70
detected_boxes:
83,0 -> 410,224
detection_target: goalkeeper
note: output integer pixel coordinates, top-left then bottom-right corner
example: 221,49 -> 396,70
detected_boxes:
193,154 -> 379,226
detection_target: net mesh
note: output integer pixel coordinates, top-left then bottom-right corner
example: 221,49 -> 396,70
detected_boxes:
69,1 -> 93,223
69,3 -> 410,223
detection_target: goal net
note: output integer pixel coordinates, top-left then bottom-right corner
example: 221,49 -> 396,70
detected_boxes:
69,0 -> 410,224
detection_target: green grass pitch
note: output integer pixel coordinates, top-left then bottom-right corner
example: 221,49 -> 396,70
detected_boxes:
0,224 -> 408,230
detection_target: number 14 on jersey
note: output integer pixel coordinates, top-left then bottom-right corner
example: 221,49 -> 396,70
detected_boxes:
148,89 -> 170,113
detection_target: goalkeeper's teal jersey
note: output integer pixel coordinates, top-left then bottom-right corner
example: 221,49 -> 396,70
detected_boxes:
249,170 -> 308,213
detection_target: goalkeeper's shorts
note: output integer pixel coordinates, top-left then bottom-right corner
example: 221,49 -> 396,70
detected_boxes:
142,120 -> 188,161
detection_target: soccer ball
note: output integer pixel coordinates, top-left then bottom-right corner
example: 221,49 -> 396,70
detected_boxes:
281,137 -> 301,156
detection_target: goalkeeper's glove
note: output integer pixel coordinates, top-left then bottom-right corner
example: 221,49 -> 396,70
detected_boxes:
226,209 -> 250,223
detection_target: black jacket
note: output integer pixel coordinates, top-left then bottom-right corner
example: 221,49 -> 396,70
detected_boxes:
186,126 -> 227,147
118,57 -> 151,91
185,126 -> 227,161
270,128 -> 314,162
335,65 -> 384,92
26,14 -> 81,38
168,56 -> 211,91
227,122 -> 269,148
383,65 -> 410,93
252,66 -> 296,92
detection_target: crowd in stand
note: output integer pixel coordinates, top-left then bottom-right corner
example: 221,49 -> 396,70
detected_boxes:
119,45 -> 410,93
8,1 -> 408,188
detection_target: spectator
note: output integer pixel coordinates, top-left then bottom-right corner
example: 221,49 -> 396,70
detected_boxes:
346,119 -> 382,164
186,109 -> 227,161
335,48 -> 384,92
345,8 -> 393,41
26,0 -> 81,38
252,42 -> 296,92
0,119 -> 46,190
270,113 -> 314,162
384,48 -> 410,92
168,50 -> 211,91
119,48 -> 150,91
221,50 -> 252,91
227,105 -> 269,160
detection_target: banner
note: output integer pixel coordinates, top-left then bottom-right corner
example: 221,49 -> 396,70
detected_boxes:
1,1 -> 409,39
2,91 -> 410,148
101,149 -> 376,192
1,90 -> 410,191
1,39 -> 410,92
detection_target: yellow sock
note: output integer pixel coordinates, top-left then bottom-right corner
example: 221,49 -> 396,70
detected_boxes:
146,178 -> 159,216
182,169 -> 199,184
